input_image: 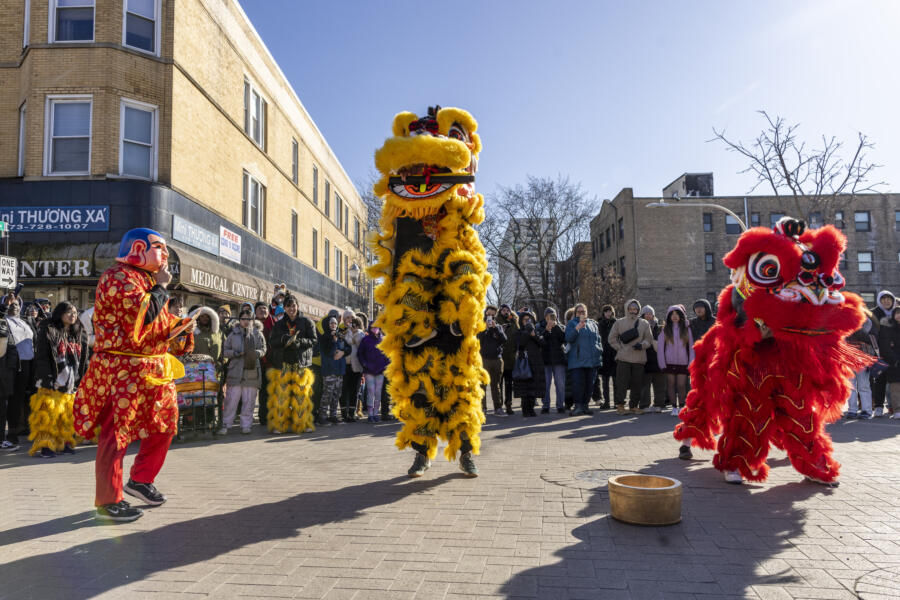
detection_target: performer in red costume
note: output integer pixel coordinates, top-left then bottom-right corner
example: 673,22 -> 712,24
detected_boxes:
74,228 -> 194,522
674,217 -> 872,486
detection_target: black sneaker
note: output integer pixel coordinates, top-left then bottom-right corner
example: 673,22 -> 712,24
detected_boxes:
540,407 -> 550,414
328,415 -> 340,424
61,445 -> 75,455
96,500 -> 144,523
39,447 -> 56,458
459,452 -> 478,477
124,479 -> 167,506
678,445 -> 693,460
505,407 -> 514,415
407,453 -> 431,478
583,409 -> 594,416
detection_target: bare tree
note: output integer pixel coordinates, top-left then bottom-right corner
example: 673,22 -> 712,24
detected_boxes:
585,266 -> 629,318
479,176 -> 599,314
711,111 -> 885,221
355,169 -> 384,235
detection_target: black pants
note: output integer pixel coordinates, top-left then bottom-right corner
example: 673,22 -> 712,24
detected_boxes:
311,364 -> 323,421
381,383 -> 391,419
257,365 -> 269,426
0,393 -> 17,444
13,360 -> 33,436
871,374 -> 887,410
615,361 -> 645,408
342,371 -> 361,416
502,369 -> 513,410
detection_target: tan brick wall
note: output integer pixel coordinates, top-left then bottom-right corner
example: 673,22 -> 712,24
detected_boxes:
0,0 -> 365,289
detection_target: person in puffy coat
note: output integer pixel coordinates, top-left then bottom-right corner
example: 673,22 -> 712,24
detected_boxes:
357,324 -> 389,422
565,303 -> 603,416
844,310 -> 878,419
657,305 -> 695,415
596,305 -> 617,409
219,309 -> 266,435
513,311 -> 544,417
540,311 -> 567,414
189,307 -> 223,373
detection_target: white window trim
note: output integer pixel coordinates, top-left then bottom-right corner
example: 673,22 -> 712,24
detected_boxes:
857,251 -> 873,272
312,164 -> 318,205
23,0 -> 30,47
243,78 -> 267,150
43,94 -> 92,176
118,98 -> 158,181
242,171 -> 266,236
49,0 -> 95,43
291,138 -> 298,185
17,103 -> 26,177
121,0 -> 161,57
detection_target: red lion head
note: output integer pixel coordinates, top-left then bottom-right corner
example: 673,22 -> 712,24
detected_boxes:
723,217 -> 865,342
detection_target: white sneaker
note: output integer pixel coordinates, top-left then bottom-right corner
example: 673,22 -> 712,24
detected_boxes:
216,427 -> 227,435
494,408 -> 505,417
241,428 -> 251,434
649,406 -> 662,413
874,407 -> 884,417
890,413 -> 900,420
671,406 -> 681,416
724,470 -> 743,485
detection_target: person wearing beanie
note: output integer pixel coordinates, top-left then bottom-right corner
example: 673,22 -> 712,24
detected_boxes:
640,306 -> 665,413
607,299 -> 654,415
217,305 -> 232,336
597,305 -> 617,409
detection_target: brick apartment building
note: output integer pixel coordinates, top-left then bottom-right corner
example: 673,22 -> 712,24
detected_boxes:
590,174 -> 900,312
0,0 -> 367,316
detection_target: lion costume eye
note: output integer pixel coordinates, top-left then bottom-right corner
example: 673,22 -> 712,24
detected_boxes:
748,253 -> 781,287
389,181 -> 454,199
448,125 -> 467,141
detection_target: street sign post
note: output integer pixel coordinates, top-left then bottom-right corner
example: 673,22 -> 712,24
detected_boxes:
0,255 -> 16,289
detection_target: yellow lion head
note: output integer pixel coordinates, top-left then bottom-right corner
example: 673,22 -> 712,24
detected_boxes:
374,106 -> 482,219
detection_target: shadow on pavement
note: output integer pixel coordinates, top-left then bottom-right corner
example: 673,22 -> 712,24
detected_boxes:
0,473 -> 459,599
500,454 -> 829,598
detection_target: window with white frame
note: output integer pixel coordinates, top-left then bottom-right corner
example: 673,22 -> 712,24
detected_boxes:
123,0 -> 159,54
324,238 -> 330,276
324,180 -> 331,217
17,104 -> 26,177
290,210 -> 298,257
312,165 -> 318,205
354,216 -> 360,249
704,252 -> 714,271
45,96 -> 91,175
860,292 -> 875,305
312,228 -> 318,269
344,255 -> 349,285
335,247 -> 342,282
120,99 -> 156,179
243,80 -> 266,149
725,215 -> 741,234
242,171 -> 266,236
335,193 -> 342,229
23,0 -> 30,47
344,206 -> 349,236
291,138 -> 298,185
855,211 -> 871,232
51,0 -> 94,42
857,251 -> 873,272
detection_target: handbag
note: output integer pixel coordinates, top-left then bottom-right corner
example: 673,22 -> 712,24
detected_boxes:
511,351 -> 533,380
618,321 -> 641,344
868,333 -> 889,380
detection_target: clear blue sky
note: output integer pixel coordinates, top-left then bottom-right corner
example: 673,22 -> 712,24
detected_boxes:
241,0 -> 900,202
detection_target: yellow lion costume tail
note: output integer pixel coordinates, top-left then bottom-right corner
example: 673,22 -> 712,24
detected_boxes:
266,366 -> 314,433
28,388 -> 78,455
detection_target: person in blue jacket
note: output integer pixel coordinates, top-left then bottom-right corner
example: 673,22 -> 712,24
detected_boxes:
319,316 -> 348,424
565,303 -> 603,416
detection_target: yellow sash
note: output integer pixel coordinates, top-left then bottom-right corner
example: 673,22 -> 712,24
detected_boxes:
104,350 -> 186,385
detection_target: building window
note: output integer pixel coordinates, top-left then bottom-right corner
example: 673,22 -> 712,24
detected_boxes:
770,213 -> 785,227
335,247 -> 342,282
725,215 -> 741,234
344,206 -> 349,236
119,99 -> 157,180
834,211 -> 845,229
243,80 -> 266,149
312,228 -> 318,269
290,210 -> 298,257
854,211 -> 871,232
242,171 -> 266,236
702,213 -> 712,232
619,256 -> 625,277
857,251 -> 873,272
808,212 -> 822,229
51,0 -> 94,42
324,238 -> 330,276
895,211 -> 900,232
860,292 -> 876,305
839,254 -> 847,272
605,228 -> 611,247
123,0 -> 159,54
705,252 -> 714,271
354,217 -> 360,248
291,138 -> 298,185
335,194 -> 342,229
44,96 -> 91,175
751,212 -> 760,227
312,165 -> 318,205
345,255 -> 349,285
23,0 -> 30,47
324,181 -> 331,217
618,217 -> 624,240
17,104 -> 26,177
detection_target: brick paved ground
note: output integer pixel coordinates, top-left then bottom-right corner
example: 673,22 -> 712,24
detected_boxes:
1,403 -> 899,600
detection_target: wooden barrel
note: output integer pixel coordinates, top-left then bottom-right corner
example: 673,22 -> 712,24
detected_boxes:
608,474 -> 682,526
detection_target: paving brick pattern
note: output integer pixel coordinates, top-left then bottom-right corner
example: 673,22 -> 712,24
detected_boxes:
1,407 -> 899,599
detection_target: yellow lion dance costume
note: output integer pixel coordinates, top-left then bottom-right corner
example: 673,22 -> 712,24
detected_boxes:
368,106 -> 490,478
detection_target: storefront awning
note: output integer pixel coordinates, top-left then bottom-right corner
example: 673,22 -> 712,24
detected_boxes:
169,247 -> 273,304
13,242 -> 118,282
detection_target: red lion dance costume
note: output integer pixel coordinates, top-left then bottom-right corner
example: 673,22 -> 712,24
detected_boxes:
674,217 -> 872,486
74,228 -> 194,522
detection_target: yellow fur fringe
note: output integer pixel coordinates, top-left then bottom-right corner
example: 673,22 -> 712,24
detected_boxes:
266,366 -> 315,433
367,107 -> 491,463
28,387 -> 77,455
